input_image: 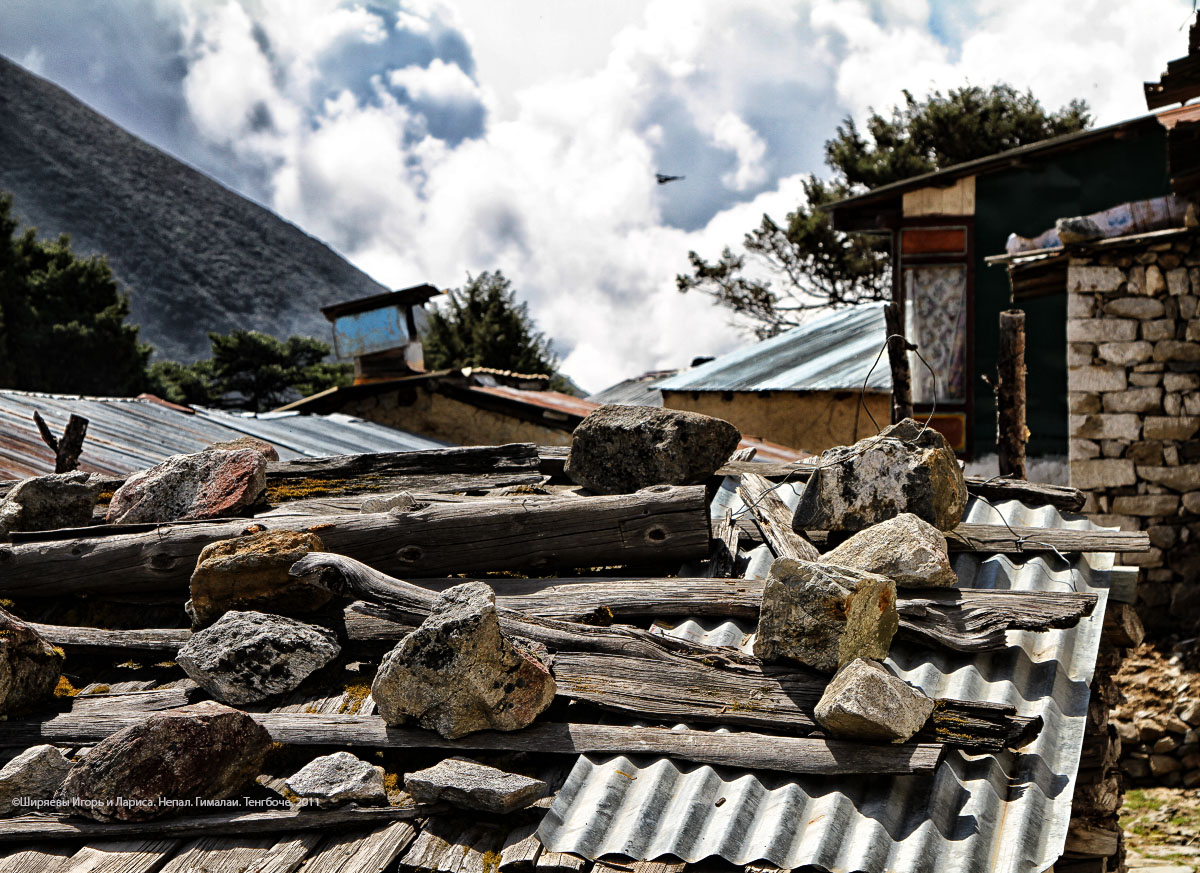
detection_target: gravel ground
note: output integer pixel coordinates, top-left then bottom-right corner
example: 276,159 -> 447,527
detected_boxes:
1123,788 -> 1200,872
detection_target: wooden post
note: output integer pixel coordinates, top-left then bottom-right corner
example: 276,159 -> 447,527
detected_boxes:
883,303 -> 914,423
32,411 -> 89,473
997,310 -> 1028,479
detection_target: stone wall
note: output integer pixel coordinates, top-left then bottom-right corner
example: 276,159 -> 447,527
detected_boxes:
1067,232 -> 1200,634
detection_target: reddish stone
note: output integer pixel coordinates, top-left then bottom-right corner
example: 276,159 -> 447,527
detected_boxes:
106,449 -> 268,524
56,701 -> 271,821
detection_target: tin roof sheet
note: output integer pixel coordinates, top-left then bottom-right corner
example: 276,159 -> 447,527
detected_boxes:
654,304 -> 892,393
538,483 -> 1114,873
588,371 -> 679,407
0,389 -> 448,479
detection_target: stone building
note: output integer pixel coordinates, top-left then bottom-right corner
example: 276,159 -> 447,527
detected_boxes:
1005,227 -> 1200,633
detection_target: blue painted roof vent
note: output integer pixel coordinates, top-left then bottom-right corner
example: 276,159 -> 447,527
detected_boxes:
320,283 -> 442,382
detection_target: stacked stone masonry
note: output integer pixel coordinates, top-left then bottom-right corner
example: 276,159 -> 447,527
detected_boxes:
1067,234 -> 1200,634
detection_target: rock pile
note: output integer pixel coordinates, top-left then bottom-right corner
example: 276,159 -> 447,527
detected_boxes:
1112,644 -> 1200,787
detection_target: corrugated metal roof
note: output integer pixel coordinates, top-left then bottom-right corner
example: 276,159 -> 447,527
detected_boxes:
538,484 -> 1114,873
587,371 -> 678,407
468,385 -> 600,419
654,304 -> 892,393
0,389 -> 449,479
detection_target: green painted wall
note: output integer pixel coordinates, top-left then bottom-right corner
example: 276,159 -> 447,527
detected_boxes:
972,124 -> 1171,457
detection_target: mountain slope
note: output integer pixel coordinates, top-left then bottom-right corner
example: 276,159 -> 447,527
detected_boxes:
0,54 -> 390,362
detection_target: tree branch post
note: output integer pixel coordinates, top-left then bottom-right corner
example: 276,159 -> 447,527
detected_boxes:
883,303 -> 914,423
32,412 -> 89,473
996,309 -> 1028,479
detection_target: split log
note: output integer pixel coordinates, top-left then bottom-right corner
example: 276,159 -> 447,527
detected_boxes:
0,805 -> 437,843
29,580 -> 1096,657
735,523 -> 1147,555
884,303 -> 914,423
702,510 -> 739,578
290,553 -> 758,665
0,485 -> 710,597
551,652 -> 1038,752
263,442 -> 545,500
736,473 -> 819,561
996,310 -> 1028,479
714,462 -> 1087,512
0,714 -> 943,777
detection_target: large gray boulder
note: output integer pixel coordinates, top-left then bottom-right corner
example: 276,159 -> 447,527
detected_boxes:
176,611 -> 341,704
564,405 -> 741,494
752,558 -> 898,674
0,471 -> 102,537
405,757 -> 546,813
814,658 -> 934,742
371,582 -> 556,738
792,419 -> 967,532
187,529 -> 330,628
0,744 -> 72,816
106,448 -> 268,524
820,513 -> 957,588
285,751 -> 387,808
56,701 -> 271,821
0,607 -> 64,715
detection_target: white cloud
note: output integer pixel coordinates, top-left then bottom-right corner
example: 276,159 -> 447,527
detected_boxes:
24,0 -> 1192,395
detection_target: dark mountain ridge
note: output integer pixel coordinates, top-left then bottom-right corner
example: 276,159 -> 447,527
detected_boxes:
0,54 -> 390,362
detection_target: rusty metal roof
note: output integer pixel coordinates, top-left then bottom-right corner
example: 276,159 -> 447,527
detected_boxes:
0,389 -> 448,479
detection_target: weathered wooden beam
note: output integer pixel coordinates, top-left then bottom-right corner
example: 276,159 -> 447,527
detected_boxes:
0,805 -> 439,843
0,714 -> 943,777
33,411 -> 90,474
0,485 -> 709,597
714,463 -> 1087,512
942,524 -> 1149,555
551,652 -> 1037,752
263,443 -> 545,500
883,303 -> 914,423
736,473 -> 818,561
738,522 -> 1146,555
291,553 -> 756,665
996,309 -> 1028,479
1101,601 -> 1145,648
30,581 -> 1096,657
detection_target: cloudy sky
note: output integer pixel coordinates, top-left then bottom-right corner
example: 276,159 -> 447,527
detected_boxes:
1,0 -> 1193,392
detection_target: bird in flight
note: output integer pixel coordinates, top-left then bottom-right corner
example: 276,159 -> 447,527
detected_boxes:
656,173 -> 685,185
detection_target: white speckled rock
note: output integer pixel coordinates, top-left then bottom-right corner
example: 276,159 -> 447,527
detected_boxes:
820,513 -> 957,587
177,611 -> 340,704
0,471 -> 102,537
753,558 -> 898,674
814,658 -> 934,742
792,419 -> 967,532
405,758 -> 546,813
285,752 -> 386,808
0,744 -> 72,816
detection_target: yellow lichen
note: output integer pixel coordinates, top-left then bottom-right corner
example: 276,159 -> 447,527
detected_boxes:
54,676 -> 80,697
89,685 -> 111,694
338,683 -> 371,715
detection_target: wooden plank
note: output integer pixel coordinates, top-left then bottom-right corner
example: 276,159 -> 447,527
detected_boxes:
298,822 -> 417,873
498,823 -> 542,873
31,583 -> 1096,657
0,843 -> 75,873
702,510 -> 739,579
0,715 -> 944,776
157,835 -> 277,873
400,818 -> 462,871
57,839 -> 181,873
1107,566 -> 1139,604
942,524 -> 1149,555
458,828 -> 506,873
435,824 -> 486,873
264,444 -> 544,502
241,833 -> 325,873
0,486 -> 710,597
0,806 -> 437,843
736,473 -> 818,562
536,851 -> 588,873
1062,822 -> 1120,858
